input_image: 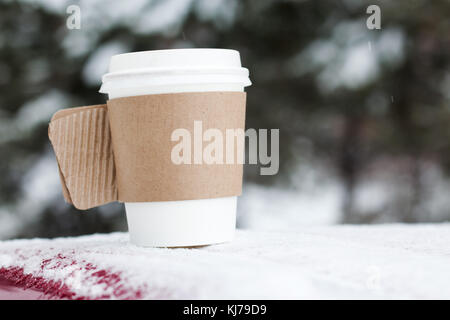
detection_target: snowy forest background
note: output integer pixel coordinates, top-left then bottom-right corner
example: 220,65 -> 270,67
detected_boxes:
0,0 -> 449,239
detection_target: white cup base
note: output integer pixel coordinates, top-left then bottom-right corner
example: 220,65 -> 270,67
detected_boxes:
125,197 -> 237,247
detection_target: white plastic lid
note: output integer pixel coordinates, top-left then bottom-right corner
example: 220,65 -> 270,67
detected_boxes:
99,48 -> 251,94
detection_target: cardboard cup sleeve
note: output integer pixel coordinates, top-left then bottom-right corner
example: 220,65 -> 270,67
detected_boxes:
48,92 -> 247,210
48,104 -> 117,210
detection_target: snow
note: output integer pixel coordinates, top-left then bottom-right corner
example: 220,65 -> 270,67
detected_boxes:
376,28 -> 405,67
0,150 -> 62,238
238,161 -> 343,229
82,41 -> 129,86
289,21 -> 405,93
134,0 -> 193,35
238,183 -> 341,229
0,90 -> 69,144
1,224 -> 450,299
193,0 -> 238,28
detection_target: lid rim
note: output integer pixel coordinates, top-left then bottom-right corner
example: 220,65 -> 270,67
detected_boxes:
103,66 -> 249,80
102,67 -> 250,84
99,77 -> 252,94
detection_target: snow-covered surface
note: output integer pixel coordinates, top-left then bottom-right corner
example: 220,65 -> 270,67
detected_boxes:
1,224 -> 449,299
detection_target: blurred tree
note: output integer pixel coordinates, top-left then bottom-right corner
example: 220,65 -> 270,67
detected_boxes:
0,0 -> 449,239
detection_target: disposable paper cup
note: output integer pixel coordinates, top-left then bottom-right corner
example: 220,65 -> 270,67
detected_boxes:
100,49 -> 251,247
